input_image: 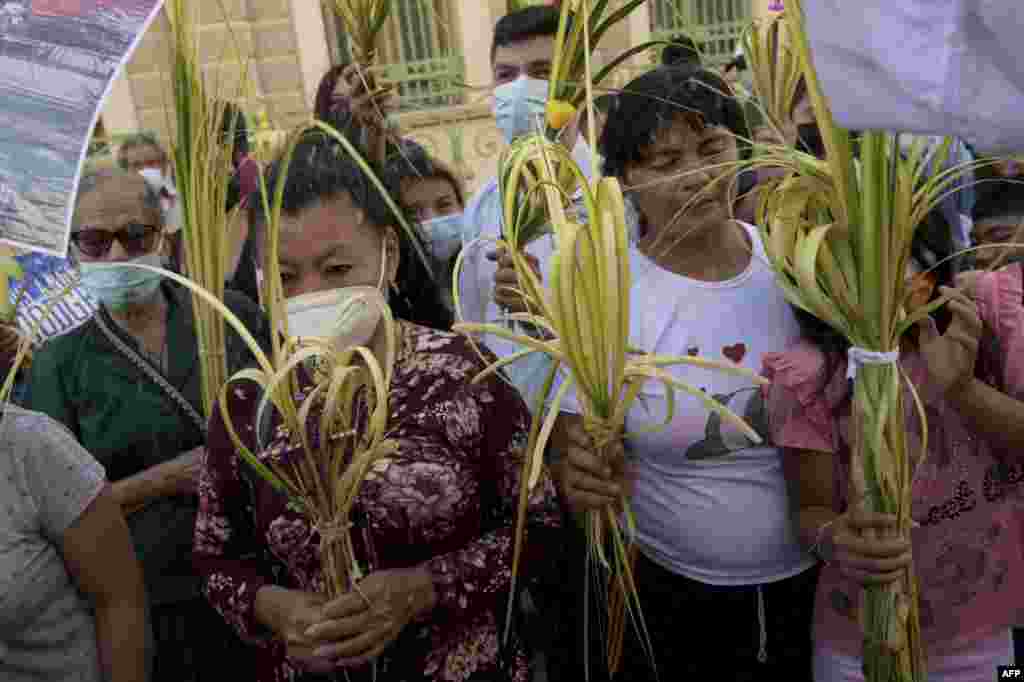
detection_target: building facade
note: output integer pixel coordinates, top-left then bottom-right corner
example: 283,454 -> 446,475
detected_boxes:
100,0 -> 777,195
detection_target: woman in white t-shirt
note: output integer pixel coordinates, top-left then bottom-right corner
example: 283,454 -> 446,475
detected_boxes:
552,65 -> 817,681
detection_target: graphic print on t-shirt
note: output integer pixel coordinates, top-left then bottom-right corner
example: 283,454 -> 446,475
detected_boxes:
685,384 -> 771,460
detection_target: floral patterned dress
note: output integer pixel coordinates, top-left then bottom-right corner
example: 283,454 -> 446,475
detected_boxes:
193,322 -> 563,682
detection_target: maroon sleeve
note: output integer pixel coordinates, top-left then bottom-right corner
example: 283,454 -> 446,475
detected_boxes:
423,345 -> 563,621
193,384 -> 284,655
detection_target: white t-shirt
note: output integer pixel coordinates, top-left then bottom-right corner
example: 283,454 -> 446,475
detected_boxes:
565,223 -> 814,585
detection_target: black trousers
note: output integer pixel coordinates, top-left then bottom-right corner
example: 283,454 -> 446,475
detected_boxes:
150,597 -> 256,682
614,553 -> 818,681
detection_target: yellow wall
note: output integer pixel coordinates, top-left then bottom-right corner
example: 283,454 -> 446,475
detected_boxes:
102,1 -> 764,197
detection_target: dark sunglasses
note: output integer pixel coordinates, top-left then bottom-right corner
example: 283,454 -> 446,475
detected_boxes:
72,223 -> 161,258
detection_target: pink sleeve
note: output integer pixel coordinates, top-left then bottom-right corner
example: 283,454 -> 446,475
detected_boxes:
763,343 -> 840,454
973,263 -> 1024,398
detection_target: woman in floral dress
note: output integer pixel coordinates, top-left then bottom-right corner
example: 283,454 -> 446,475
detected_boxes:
193,132 -> 563,682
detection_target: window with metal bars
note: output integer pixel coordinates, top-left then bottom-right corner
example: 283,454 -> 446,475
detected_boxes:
650,0 -> 751,67
322,0 -> 465,112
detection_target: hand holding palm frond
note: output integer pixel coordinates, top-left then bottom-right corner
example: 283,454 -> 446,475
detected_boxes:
224,291 -> 399,600
545,0 -> 647,119
455,133 -> 769,678
743,2 -> 989,680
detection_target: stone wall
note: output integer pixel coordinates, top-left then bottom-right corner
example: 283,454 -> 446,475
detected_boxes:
107,0 -> 768,197
122,0 -> 308,141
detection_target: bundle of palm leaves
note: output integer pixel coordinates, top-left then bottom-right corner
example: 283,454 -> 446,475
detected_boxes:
741,12 -> 802,141
165,0 -> 251,417
744,2 -> 988,679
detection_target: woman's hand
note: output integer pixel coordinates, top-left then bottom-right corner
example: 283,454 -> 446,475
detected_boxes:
553,417 -> 626,515
336,63 -> 397,133
489,247 -> 541,314
117,447 -> 206,516
752,122 -> 796,148
256,588 -> 336,674
304,567 -> 437,669
162,447 -> 205,498
918,286 -> 983,398
830,510 -> 912,586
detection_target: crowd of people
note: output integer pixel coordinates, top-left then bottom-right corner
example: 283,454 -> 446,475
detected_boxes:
3,5 -> 1024,682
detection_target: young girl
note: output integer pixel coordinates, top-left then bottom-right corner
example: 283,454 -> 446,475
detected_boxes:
766,213 -> 1024,680
384,143 -> 466,312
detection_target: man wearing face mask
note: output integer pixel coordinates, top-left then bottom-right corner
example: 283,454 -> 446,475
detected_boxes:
458,6 -> 597,414
26,167 -> 270,682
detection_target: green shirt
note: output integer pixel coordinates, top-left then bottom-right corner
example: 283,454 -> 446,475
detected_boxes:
26,283 -> 270,605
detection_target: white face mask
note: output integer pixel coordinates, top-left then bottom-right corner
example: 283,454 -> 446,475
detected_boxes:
284,242 -> 389,349
79,251 -> 164,310
138,167 -> 165,187
492,76 -> 549,144
421,212 -> 463,264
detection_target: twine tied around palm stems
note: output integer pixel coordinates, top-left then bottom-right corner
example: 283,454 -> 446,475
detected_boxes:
315,518 -> 354,550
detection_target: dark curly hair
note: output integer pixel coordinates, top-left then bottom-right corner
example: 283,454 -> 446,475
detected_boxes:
248,131 -> 453,331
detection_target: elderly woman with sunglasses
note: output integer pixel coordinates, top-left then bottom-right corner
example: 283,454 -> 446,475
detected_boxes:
25,167 -> 271,682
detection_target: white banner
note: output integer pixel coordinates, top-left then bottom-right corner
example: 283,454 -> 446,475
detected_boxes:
0,0 -> 164,256
803,0 -> 1024,155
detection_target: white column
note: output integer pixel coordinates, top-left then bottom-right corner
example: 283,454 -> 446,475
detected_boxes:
628,0 -> 653,52
289,0 -> 332,108
100,69 -> 139,134
455,0 -> 495,91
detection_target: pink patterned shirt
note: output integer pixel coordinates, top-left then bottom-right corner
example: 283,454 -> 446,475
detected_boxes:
193,323 -> 563,681
764,265 -> 1024,657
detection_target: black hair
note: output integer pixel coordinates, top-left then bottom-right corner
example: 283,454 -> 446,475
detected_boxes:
383,141 -> 467,287
973,179 -> 1024,223
219,101 -> 250,160
382,141 -> 465,213
662,34 -> 702,67
491,6 -> 561,62
600,64 -> 750,179
248,131 -> 453,331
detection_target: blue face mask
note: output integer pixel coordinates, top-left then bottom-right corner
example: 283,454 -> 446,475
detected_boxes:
421,212 -> 464,263
492,76 -> 548,144
79,252 -> 164,310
